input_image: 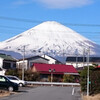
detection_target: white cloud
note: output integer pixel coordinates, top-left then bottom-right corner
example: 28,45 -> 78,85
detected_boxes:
39,0 -> 93,9
12,0 -> 94,9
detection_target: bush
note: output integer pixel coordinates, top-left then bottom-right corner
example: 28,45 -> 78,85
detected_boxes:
63,74 -> 75,82
24,70 -> 40,81
48,76 -> 60,82
5,69 -> 40,81
5,69 -> 22,79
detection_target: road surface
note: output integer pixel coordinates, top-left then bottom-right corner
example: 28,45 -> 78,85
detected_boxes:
0,86 -> 82,100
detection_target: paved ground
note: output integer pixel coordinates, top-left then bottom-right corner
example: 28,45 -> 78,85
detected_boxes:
0,86 -> 82,100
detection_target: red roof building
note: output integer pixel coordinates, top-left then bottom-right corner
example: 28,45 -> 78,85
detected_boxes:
97,66 -> 100,68
31,63 -> 78,75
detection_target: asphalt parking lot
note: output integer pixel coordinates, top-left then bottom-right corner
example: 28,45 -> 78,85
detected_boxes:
0,86 -> 82,100
18,86 -> 34,92
0,86 -> 34,97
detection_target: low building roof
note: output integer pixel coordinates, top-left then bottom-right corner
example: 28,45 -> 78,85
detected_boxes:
33,63 -> 78,75
0,53 -> 16,61
96,66 -> 100,68
41,54 -> 62,64
19,55 -> 49,61
66,57 -> 100,62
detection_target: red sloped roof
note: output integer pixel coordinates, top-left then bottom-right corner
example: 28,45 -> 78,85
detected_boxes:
33,63 -> 78,74
97,66 -> 100,68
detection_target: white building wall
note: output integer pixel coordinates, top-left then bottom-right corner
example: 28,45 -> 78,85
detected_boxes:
0,58 -> 3,68
17,58 -> 49,69
16,60 -> 28,69
66,62 -> 92,68
0,70 -> 5,75
17,55 -> 57,69
41,55 -> 56,64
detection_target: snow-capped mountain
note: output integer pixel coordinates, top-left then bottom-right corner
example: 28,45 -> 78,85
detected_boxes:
0,21 -> 100,63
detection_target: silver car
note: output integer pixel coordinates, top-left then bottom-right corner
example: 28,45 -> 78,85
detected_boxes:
6,76 -> 26,87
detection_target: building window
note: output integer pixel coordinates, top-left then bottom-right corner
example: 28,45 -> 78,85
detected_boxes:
3,62 -> 11,69
13,63 -> 16,68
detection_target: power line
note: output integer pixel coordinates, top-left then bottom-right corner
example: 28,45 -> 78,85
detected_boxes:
0,25 -> 27,30
62,23 -> 100,27
0,16 -> 43,23
0,16 -> 100,27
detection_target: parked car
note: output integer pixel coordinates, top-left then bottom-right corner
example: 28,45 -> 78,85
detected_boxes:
0,75 -> 19,92
6,76 -> 26,87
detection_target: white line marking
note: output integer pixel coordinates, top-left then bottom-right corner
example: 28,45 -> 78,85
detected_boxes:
72,88 -> 75,95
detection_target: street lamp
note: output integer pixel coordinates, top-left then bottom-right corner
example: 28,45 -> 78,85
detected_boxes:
49,69 -> 55,82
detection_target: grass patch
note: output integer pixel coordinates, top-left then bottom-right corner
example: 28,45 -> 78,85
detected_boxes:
0,90 -> 10,97
83,94 -> 100,100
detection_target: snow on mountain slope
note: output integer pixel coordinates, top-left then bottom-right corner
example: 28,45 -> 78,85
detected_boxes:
0,21 -> 100,62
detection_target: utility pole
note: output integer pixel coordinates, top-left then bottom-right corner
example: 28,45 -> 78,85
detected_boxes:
18,45 -> 28,80
75,49 -> 78,68
87,47 -> 90,96
83,48 -> 85,68
22,45 -> 25,80
76,54 -> 78,68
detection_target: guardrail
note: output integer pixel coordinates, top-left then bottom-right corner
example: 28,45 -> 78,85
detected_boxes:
26,81 -> 80,86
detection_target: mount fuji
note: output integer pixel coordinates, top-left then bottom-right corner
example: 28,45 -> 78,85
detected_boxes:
0,21 -> 100,63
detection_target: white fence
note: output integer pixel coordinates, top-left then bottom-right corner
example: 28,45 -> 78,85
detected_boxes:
26,81 -> 80,87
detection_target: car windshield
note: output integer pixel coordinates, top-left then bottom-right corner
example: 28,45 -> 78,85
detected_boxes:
0,76 -> 6,82
7,76 -> 18,80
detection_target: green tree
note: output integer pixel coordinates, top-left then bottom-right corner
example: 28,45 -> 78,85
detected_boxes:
79,66 -> 94,93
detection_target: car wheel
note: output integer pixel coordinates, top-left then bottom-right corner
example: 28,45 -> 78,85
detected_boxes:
8,86 -> 14,92
19,83 -> 23,87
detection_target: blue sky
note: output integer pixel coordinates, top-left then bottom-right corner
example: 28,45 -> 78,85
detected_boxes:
0,0 -> 100,44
